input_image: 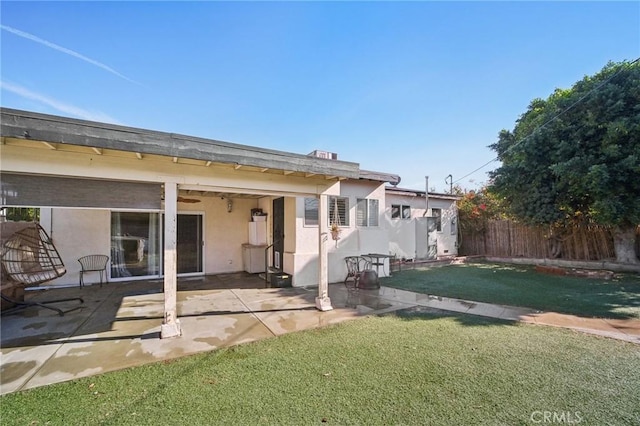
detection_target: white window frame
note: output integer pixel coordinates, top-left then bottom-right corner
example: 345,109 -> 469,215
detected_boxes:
303,197 -> 319,226
357,198 -> 379,227
329,196 -> 349,227
391,204 -> 411,220
432,208 -> 442,232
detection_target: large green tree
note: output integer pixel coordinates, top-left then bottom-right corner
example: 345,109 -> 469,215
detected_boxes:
489,60 -> 640,263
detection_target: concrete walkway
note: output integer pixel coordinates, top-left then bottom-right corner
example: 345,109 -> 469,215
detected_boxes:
1,275 -> 639,395
376,286 -> 640,344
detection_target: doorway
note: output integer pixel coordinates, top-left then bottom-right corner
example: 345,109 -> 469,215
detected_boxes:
177,213 -> 204,275
272,197 -> 284,270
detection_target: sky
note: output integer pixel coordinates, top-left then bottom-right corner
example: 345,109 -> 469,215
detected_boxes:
1,1 -> 638,192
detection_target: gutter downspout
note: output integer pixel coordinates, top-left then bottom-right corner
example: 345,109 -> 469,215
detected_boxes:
424,176 -> 429,217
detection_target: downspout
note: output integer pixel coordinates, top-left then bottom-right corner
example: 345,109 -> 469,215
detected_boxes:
418,176 -> 429,261
423,176 -> 429,217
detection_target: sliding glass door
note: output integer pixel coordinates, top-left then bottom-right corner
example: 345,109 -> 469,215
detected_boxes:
111,212 -> 204,279
111,212 -> 161,279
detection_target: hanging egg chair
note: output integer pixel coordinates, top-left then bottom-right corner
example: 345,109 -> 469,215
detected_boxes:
1,222 -> 83,316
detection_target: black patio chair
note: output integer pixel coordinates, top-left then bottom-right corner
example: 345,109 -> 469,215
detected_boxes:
78,255 -> 109,288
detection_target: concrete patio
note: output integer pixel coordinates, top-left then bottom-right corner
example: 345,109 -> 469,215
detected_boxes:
1,273 -> 406,395
2,273 -> 639,395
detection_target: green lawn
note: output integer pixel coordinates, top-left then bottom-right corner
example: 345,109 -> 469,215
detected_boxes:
2,309 -> 639,425
385,262 -> 640,319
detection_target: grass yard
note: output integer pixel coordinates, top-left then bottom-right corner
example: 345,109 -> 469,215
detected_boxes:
2,309 -> 639,425
385,262 -> 640,319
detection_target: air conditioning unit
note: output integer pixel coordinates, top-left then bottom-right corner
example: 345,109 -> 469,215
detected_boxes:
308,150 -> 338,160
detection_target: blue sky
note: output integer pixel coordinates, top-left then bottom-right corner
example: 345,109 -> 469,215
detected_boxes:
1,2 -> 638,192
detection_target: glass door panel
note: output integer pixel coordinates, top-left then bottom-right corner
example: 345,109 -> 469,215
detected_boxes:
111,212 -> 161,278
177,214 -> 203,274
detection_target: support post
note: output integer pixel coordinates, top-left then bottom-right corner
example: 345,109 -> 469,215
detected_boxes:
315,193 -> 333,311
161,181 -> 182,338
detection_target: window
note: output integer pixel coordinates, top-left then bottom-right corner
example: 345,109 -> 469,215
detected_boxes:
432,208 -> 442,231
391,204 -> 411,220
304,198 -> 318,226
451,216 -> 457,236
329,196 -> 349,227
304,196 -> 349,227
357,198 -> 379,227
0,207 -> 40,222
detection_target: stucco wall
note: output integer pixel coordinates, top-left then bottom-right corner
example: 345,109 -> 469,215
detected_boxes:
47,208 -> 111,286
386,193 -> 458,259
42,195 -> 266,287
292,180 -> 390,287
178,195 -> 262,274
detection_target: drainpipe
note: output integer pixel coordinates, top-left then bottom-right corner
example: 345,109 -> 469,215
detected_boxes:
424,176 -> 429,217
416,176 -> 429,261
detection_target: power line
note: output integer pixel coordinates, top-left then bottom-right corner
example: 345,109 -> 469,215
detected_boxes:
452,58 -> 639,186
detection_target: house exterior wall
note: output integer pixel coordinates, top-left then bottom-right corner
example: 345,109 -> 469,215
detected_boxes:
291,180 -> 390,287
46,208 -> 111,286
1,141 -> 398,289
36,196 -> 261,287
178,196 -> 262,275
386,192 -> 459,259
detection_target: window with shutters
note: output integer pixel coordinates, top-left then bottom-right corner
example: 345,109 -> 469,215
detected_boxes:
329,196 -> 349,227
304,197 -> 349,227
357,198 -> 379,227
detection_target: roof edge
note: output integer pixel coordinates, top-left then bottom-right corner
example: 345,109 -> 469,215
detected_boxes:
1,107 -> 363,178
385,186 -> 461,200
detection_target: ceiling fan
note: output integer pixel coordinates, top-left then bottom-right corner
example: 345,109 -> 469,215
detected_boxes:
177,196 -> 201,203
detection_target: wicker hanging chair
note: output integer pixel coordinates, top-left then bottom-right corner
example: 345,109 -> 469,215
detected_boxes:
1,222 -> 83,316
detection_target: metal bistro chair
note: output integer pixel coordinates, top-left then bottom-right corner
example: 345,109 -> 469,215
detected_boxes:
344,256 -> 378,290
78,255 -> 109,288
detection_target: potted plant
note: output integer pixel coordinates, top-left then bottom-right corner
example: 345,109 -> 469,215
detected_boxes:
330,223 -> 341,241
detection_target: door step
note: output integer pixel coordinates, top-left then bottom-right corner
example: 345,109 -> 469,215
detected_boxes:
259,267 -> 282,282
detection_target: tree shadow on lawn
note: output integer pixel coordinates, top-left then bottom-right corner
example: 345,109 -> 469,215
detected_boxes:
383,262 -> 640,320
387,305 -> 517,329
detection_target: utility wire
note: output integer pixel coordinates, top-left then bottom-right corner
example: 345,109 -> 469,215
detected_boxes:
452,57 -> 639,186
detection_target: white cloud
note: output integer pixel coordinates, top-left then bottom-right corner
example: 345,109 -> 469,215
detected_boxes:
1,24 -> 140,85
1,80 -> 121,124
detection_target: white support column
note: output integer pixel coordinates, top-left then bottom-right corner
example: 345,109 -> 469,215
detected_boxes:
161,181 -> 182,338
315,193 -> 333,311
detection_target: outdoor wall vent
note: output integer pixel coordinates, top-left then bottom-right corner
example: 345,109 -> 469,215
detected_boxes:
308,150 -> 338,160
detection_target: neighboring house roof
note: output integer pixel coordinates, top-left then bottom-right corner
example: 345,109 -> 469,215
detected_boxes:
0,108 -> 400,184
385,186 -> 461,201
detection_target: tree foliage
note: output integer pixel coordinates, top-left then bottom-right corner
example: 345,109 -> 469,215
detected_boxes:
455,185 -> 507,232
488,60 -> 640,262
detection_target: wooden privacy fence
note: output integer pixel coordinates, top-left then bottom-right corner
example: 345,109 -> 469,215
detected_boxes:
458,220 -> 632,261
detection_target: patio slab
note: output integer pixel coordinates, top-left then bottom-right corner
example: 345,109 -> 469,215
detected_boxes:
1,275 -> 408,395
2,275 -> 638,395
